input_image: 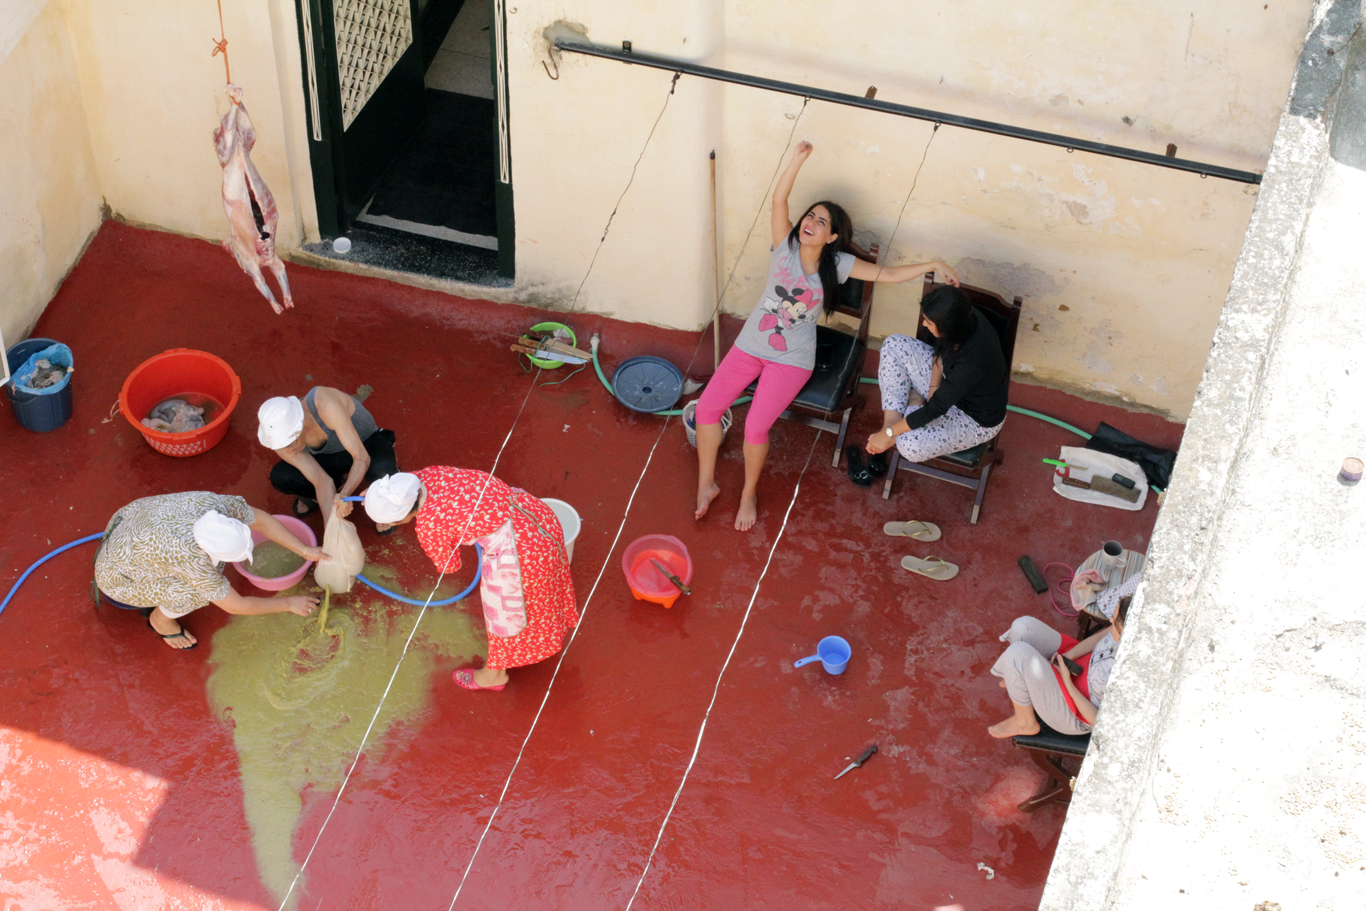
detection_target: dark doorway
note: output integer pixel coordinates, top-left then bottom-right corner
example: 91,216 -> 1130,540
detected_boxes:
298,0 -> 512,283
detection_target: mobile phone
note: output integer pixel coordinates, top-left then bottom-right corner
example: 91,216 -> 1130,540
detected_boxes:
1060,655 -> 1084,676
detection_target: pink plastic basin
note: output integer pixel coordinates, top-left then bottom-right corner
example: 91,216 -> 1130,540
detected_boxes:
622,534 -> 693,609
233,514 -> 316,591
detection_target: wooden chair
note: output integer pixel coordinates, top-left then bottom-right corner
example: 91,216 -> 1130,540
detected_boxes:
1012,720 -> 1091,812
748,242 -> 880,467
880,272 -> 1021,522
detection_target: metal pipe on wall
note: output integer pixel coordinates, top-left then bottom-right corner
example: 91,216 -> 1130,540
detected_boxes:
554,40 -> 1262,185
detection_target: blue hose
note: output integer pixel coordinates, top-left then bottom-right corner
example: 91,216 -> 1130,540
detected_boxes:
0,532 -> 481,618
355,544 -> 482,606
0,533 -> 104,619
341,497 -> 483,604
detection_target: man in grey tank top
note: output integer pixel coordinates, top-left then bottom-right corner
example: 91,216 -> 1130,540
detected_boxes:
257,387 -> 400,530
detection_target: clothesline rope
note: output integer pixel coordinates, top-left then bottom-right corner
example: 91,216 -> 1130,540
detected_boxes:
624,429 -> 825,910
274,364 -> 546,911
445,402 -> 681,910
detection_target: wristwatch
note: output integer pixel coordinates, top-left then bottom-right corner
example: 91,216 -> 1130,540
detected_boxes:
884,426 -> 895,438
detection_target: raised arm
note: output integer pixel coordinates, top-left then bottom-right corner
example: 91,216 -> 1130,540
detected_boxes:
771,141 -> 813,248
849,258 -> 960,286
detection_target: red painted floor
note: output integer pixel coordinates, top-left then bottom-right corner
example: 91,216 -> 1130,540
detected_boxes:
0,222 -> 1183,911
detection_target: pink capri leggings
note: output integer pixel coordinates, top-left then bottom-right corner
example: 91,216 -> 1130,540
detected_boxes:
696,347 -> 811,445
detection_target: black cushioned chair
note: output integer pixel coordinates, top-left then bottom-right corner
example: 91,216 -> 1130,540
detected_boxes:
880,271 -> 1021,523
1012,720 -> 1092,812
746,242 -> 879,467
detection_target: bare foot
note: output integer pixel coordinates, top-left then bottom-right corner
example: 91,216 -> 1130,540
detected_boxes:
734,494 -> 758,531
695,482 -> 720,519
149,614 -> 198,650
987,715 -> 1041,739
474,667 -> 509,688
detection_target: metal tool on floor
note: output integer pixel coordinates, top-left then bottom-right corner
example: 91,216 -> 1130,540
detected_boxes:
834,744 -> 878,779
1060,474 -> 1141,503
649,558 -> 691,595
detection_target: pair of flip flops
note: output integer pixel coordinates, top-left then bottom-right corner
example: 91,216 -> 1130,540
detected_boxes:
846,447 -> 890,488
882,520 -> 959,581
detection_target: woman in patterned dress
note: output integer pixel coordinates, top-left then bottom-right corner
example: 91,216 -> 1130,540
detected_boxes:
364,468 -> 579,691
94,491 -> 327,650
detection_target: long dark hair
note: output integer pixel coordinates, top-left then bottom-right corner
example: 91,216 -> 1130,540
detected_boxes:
786,200 -> 853,316
1115,596 -> 1131,627
920,285 -> 977,356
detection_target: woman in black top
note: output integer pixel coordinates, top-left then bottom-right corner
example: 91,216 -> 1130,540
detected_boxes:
863,285 -> 1009,466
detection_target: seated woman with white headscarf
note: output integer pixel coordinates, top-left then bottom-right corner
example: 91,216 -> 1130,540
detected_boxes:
364,470 -> 579,692
93,491 -> 327,650
257,387 -> 399,529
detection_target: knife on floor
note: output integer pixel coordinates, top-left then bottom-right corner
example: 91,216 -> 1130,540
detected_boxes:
649,558 -> 691,595
834,744 -> 878,780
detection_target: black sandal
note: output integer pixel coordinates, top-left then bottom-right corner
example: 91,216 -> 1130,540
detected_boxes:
147,617 -> 198,649
866,451 -> 890,479
846,446 -> 873,488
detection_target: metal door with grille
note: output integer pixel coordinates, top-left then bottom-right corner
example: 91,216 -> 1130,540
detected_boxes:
296,0 -> 426,236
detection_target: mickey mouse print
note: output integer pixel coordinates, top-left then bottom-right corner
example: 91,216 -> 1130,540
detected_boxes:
734,242 -> 856,370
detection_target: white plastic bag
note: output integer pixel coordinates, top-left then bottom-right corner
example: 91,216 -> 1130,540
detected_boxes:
314,504 -> 366,593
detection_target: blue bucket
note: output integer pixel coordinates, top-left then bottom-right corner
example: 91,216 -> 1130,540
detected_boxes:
6,337 -> 74,432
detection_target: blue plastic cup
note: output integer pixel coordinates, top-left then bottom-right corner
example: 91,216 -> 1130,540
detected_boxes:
793,635 -> 852,675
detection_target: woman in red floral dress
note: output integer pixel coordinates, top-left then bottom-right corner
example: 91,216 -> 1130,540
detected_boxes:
364,467 -> 579,690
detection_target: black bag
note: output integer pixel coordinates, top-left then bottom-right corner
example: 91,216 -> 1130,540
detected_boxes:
1085,422 -> 1177,490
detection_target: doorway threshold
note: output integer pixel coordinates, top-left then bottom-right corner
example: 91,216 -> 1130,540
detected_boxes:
302,221 -> 510,288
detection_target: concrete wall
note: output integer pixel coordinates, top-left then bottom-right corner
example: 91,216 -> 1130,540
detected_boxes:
57,0 -> 315,249
508,0 -> 1313,419
0,0 -> 101,349
1040,1 -> 1366,907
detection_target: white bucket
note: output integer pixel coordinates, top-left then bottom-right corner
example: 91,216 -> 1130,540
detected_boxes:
541,498 -> 581,564
682,399 -> 733,448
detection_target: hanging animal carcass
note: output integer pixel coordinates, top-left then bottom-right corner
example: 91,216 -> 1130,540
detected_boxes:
214,84 -> 292,313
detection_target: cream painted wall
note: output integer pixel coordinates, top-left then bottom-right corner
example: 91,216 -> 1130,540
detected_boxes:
0,0 -> 1315,419
508,3 -> 725,332
0,0 -> 101,348
506,0 -> 1314,419
57,0 -> 314,250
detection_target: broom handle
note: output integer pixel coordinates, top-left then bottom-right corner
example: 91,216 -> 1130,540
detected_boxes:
710,150 -> 722,371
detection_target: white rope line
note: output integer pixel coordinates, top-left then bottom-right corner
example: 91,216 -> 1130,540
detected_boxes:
679,98 -> 810,382
441,91 -> 812,911
567,70 -> 682,315
866,123 -> 939,283
622,428 -> 823,911
446,412 -> 679,910
274,368 -> 543,911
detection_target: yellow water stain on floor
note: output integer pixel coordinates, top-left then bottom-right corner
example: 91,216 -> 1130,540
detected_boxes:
205,584 -> 482,906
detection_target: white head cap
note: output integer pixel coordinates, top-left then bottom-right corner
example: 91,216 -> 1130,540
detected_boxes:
193,510 -> 255,564
364,473 -> 422,523
257,396 -> 305,449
